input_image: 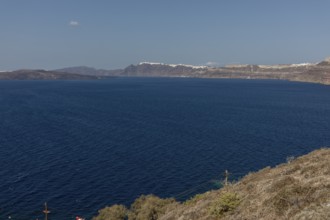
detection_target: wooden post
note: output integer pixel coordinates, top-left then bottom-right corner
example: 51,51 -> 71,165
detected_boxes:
43,202 -> 50,220
224,170 -> 229,186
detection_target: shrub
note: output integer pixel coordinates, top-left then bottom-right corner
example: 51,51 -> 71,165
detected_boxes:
209,192 -> 241,217
92,204 -> 128,220
128,194 -> 176,220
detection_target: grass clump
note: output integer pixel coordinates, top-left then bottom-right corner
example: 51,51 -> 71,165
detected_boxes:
209,192 -> 241,217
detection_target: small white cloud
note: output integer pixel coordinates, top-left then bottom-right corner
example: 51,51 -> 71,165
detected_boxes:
206,61 -> 219,67
69,21 -> 79,27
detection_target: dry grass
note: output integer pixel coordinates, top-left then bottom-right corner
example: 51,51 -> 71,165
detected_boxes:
93,148 -> 330,220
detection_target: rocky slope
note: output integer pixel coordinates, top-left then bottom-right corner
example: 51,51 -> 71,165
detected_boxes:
93,148 -> 330,220
0,69 -> 99,80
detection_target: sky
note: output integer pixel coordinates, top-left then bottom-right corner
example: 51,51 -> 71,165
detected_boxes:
1,0 -> 330,70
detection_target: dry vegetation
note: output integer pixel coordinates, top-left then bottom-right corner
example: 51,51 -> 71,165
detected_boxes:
93,148 -> 330,220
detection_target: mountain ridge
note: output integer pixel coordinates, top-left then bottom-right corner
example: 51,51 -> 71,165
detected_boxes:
55,58 -> 330,85
2,58 -> 330,83
54,66 -> 122,76
0,69 -> 100,80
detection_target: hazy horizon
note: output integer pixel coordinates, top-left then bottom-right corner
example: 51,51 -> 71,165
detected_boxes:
1,0 -> 330,70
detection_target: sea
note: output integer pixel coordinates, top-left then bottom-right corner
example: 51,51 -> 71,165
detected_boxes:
0,78 -> 329,219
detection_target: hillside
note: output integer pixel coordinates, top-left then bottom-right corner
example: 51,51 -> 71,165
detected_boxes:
0,69 -> 100,80
93,148 -> 330,220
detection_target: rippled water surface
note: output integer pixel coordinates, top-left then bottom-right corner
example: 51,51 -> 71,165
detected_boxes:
0,78 -> 330,219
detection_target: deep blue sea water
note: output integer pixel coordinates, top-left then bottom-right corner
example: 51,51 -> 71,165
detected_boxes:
0,78 -> 330,219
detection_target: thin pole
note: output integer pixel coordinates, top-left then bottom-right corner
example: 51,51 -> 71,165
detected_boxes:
224,170 -> 229,186
43,202 -> 50,220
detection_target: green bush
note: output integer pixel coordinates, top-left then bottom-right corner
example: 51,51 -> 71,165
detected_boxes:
128,194 -> 176,220
210,192 -> 240,217
93,204 -> 128,220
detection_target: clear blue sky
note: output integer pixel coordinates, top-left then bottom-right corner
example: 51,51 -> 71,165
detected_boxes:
1,0 -> 330,70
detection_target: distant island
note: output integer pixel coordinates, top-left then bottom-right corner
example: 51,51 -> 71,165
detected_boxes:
92,148 -> 330,220
2,57 -> 330,84
56,57 -> 330,85
0,69 -> 99,80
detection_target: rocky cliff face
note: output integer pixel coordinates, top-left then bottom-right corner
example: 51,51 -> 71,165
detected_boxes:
122,63 -> 207,77
118,59 -> 330,84
316,58 -> 330,67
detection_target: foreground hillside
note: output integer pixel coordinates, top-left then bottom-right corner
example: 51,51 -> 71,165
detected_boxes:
93,148 -> 330,220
